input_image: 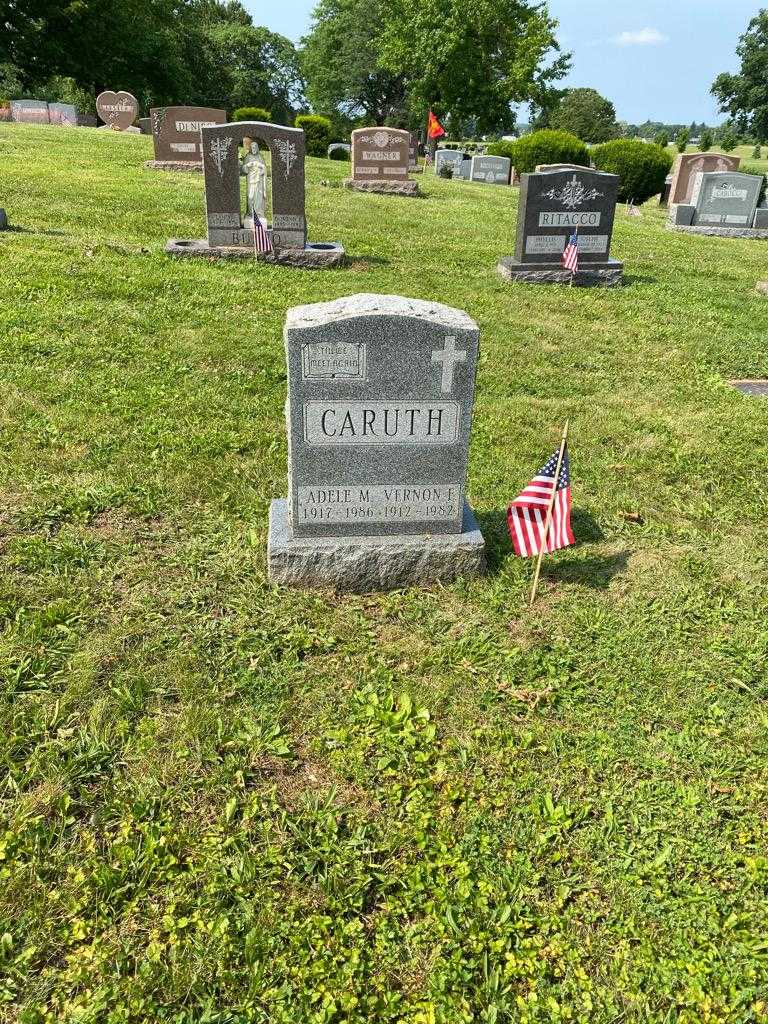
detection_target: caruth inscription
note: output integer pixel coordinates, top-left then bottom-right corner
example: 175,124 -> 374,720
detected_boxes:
303,401 -> 460,444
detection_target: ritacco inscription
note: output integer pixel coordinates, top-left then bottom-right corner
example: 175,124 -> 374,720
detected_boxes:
297,483 -> 462,524
303,401 -> 460,444
539,211 -> 601,227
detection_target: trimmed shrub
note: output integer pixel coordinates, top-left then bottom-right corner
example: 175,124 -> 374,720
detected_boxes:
591,139 -> 673,204
741,164 -> 767,203
233,107 -> 272,123
328,145 -> 349,161
295,114 -> 333,157
487,130 -> 589,175
674,127 -> 690,154
438,164 -> 454,179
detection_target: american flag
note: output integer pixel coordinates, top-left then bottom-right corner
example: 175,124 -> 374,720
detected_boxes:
562,229 -> 579,273
252,215 -> 272,255
507,446 -> 575,557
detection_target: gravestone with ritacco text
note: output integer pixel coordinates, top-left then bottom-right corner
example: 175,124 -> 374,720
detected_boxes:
268,294 -> 486,590
498,167 -> 623,286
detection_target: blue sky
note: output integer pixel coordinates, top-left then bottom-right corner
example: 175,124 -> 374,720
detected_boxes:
246,0 -> 758,124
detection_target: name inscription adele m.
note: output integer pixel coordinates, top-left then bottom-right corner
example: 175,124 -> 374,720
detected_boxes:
303,401 -> 460,444
297,483 -> 462,524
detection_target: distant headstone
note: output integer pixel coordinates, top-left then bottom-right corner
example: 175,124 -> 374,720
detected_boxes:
498,168 -> 623,286
138,117 -> 151,134
146,106 -> 226,171
470,154 -> 511,185
77,113 -> 97,128
0,209 -> 7,231
11,100 -> 49,124
165,119 -> 345,267
668,152 -> 740,207
268,294 -> 486,590
691,171 -> 761,227
96,90 -> 139,131
434,149 -> 464,178
730,379 -> 768,396
48,103 -> 78,126
346,127 -> 419,196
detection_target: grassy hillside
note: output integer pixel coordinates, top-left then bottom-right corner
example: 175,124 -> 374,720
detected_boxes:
2,122 -> 768,1024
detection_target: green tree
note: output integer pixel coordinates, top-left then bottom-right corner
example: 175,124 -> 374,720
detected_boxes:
547,87 -> 619,143
377,0 -> 571,136
654,130 -> 669,148
699,127 -> 713,151
717,123 -> 739,152
674,127 -> 690,153
301,0 -> 407,125
752,141 -> 762,159
712,11 -> 768,141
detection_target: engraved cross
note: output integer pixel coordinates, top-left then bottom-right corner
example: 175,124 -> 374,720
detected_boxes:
431,336 -> 467,394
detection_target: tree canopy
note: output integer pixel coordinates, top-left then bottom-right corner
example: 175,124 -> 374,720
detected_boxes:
0,0 -> 303,119
547,88 -> 620,143
712,11 -> 768,142
300,0 -> 570,132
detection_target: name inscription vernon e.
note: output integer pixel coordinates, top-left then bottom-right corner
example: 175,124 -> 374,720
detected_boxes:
303,401 -> 461,444
297,483 -> 462,524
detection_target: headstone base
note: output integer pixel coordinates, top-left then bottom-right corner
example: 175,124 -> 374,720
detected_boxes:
343,179 -> 421,197
144,160 -> 203,173
666,224 -> 768,239
267,498 -> 486,592
165,239 -> 347,269
0,209 -> 7,231
497,257 -> 624,288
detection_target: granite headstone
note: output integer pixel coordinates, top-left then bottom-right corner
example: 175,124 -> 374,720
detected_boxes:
470,155 -> 511,185
498,168 -> 623,286
11,100 -> 49,124
668,153 -> 740,206
347,128 -> 418,195
690,171 -> 761,227
268,294 -> 486,590
48,103 -> 78,126
148,106 -> 226,167
96,91 -> 139,131
166,119 -> 345,267
434,149 -> 463,177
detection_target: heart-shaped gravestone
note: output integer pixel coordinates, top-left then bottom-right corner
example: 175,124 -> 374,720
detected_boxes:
96,90 -> 139,131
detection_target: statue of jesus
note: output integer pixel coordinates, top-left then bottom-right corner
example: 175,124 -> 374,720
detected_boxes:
240,137 -> 268,222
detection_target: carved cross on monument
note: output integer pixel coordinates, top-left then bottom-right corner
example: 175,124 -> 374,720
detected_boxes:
431,336 -> 467,394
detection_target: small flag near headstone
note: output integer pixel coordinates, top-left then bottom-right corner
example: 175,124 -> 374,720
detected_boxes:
507,421 -> 574,605
562,228 -> 579,277
252,215 -> 272,256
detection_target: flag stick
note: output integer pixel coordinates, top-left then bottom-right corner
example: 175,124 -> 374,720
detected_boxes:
529,419 -> 570,608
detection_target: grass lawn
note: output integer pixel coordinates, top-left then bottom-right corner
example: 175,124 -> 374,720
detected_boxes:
2,122 -> 768,1024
